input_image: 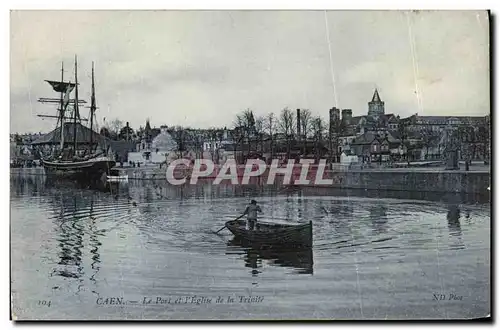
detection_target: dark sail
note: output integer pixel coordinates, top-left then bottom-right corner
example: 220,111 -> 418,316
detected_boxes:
45,80 -> 76,93
36,60 -> 116,181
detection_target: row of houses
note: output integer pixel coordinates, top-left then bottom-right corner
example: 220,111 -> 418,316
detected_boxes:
12,89 -> 490,167
334,90 -> 490,164
10,133 -> 45,166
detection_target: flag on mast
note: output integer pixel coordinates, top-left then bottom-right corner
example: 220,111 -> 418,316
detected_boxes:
45,80 -> 76,93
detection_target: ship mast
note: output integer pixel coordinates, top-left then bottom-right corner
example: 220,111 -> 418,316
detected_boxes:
73,56 -> 80,154
38,61 -> 87,159
90,62 -> 96,152
58,62 -> 65,153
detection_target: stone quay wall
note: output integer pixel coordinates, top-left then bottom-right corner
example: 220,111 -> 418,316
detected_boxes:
11,165 -> 490,195
116,165 -> 489,195
316,170 -> 490,194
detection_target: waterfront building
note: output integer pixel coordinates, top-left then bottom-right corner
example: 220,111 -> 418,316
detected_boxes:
202,128 -> 231,152
348,89 -> 400,134
402,114 -> 490,161
128,121 -> 178,165
368,89 -> 384,118
337,89 -> 400,143
201,128 -> 233,164
340,88 -> 489,162
338,89 -> 400,159
350,130 -> 402,163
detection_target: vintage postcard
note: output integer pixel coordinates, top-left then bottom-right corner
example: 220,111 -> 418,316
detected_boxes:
10,10 -> 491,320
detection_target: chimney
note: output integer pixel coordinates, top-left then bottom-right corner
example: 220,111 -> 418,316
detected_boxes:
126,122 -> 130,141
341,109 -> 352,126
296,109 -> 301,137
329,107 -> 340,127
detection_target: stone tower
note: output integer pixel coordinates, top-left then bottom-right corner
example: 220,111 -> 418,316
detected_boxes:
341,109 -> 352,126
329,107 -> 340,126
368,89 -> 385,118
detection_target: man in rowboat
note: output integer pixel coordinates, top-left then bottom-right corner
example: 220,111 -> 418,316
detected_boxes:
242,200 -> 262,231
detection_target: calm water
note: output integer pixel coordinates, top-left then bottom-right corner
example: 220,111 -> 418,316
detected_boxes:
10,171 -> 490,320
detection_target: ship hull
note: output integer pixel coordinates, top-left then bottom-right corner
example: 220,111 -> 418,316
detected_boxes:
42,156 -> 116,182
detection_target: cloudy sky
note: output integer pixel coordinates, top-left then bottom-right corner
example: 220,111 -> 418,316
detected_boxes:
10,10 -> 489,133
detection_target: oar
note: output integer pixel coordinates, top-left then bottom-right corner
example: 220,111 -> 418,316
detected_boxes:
213,214 -> 244,234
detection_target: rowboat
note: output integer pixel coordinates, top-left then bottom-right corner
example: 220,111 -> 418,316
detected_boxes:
225,219 -> 313,248
227,238 -> 313,274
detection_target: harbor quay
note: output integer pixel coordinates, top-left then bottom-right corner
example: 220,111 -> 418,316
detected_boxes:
119,164 -> 489,195
11,160 -> 490,195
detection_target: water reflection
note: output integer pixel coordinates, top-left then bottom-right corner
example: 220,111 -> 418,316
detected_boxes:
447,204 -> 462,237
10,171 -> 46,197
44,187 -> 106,295
227,238 -> 313,275
446,204 -> 464,250
44,176 -> 120,194
244,248 -> 262,277
301,186 -> 490,204
10,169 -> 491,319
51,195 -> 85,280
369,205 -> 388,235
130,179 -> 290,201
88,196 -> 102,292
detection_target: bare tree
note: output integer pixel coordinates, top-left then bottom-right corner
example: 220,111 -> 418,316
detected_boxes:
278,107 -> 296,160
168,126 -> 190,159
264,112 -> 276,161
231,114 -> 246,157
254,116 -> 265,154
234,109 -> 257,162
420,126 -> 440,160
135,125 -> 144,141
189,129 -> 205,159
203,128 -> 227,165
397,116 -> 415,164
229,126 -> 245,164
443,125 -> 461,169
242,109 -> 256,156
328,112 -> 342,163
311,116 -> 326,162
99,127 -> 111,138
119,124 -> 135,141
300,109 -> 313,139
204,128 -> 217,162
215,129 -> 225,164
300,109 -> 313,155
457,118 -> 489,169
233,116 -> 246,164
477,117 -> 490,162
110,119 -> 123,136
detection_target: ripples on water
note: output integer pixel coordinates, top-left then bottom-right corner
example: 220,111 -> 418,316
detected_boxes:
10,171 -> 490,320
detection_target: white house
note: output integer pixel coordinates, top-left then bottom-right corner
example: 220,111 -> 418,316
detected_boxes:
128,123 -> 178,165
338,134 -> 358,154
340,151 -> 359,165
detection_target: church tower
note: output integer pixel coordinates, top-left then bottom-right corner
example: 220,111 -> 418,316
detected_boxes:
368,89 -> 385,118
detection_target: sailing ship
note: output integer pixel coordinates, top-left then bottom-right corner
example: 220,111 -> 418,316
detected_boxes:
32,57 -> 116,181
